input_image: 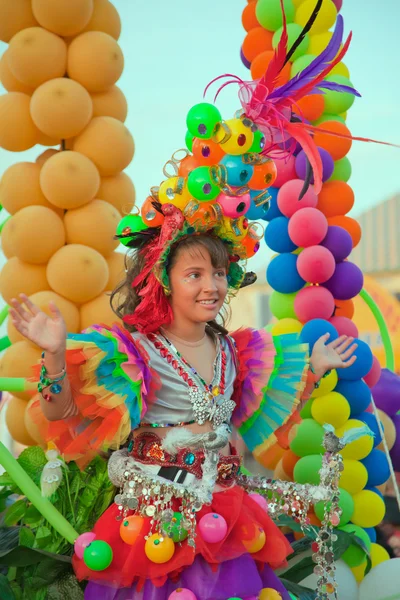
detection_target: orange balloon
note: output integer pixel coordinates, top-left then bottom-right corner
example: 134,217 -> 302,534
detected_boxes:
36,149 -> 59,166
6,396 -> 37,445
178,155 -> 200,178
64,199 -> 121,257
242,27 -> 273,62
0,162 -> 62,215
40,151 -> 100,209
0,0 -> 38,43
192,138 -> 225,165
74,117 -> 135,176
141,196 -> 165,228
334,299 -> 354,319
317,180 -> 354,217
0,342 -> 42,400
105,252 -> 126,291
24,395 -> 46,446
1,218 -> 16,259
77,0 -> 121,41
0,92 -> 39,151
31,78 -> 93,139
273,458 -> 292,482
32,0 -> 93,37
8,27 -> 67,89
80,292 -> 117,329
98,172 -> 136,215
313,120 -> 352,161
68,31 -> 124,92
0,50 -> 34,95
254,442 -> 285,470
249,159 -> 277,190
282,449 -> 300,479
328,215 -> 361,248
0,257 -> 49,305
36,130 -> 59,147
91,85 -> 127,122
242,3 -> 259,32
250,50 -> 291,83
46,244 -> 109,303
120,515 -> 145,545
10,206 -> 66,265
295,94 -> 325,122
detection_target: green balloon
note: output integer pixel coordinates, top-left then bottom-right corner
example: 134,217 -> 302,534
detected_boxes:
163,512 -> 188,543
323,75 -> 356,114
273,24 -> 309,62
315,488 -> 355,527
116,214 -> 148,246
290,419 -> 324,457
290,54 -> 316,79
313,113 -> 346,126
339,523 -> 371,568
293,454 -> 322,485
300,398 -> 314,420
256,0 -> 295,32
248,130 -> 266,153
83,540 -> 113,571
188,166 -> 220,201
185,130 -> 194,152
186,102 -> 221,139
329,157 -> 352,183
269,291 -> 297,320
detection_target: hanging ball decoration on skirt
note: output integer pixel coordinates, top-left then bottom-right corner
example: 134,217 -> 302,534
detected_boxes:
74,532 -> 96,559
120,515 -> 146,545
198,513 -> 228,544
242,525 -> 266,553
168,590 -> 198,600
163,512 -> 189,543
145,533 -> 175,564
83,540 -> 113,571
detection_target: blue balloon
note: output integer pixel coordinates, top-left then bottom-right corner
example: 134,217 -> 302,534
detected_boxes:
338,339 -> 374,381
220,154 -> 254,186
265,217 -> 297,253
266,253 -> 305,294
247,190 -> 270,220
366,486 -> 384,499
300,319 -> 338,351
362,449 -> 390,487
335,380 -> 372,417
358,412 -> 383,447
363,527 -> 377,543
262,187 -> 283,221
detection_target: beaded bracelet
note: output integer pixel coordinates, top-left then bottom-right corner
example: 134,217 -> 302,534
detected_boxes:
38,352 -> 67,402
310,364 -> 332,390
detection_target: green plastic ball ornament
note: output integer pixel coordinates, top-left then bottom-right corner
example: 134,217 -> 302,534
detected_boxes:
186,103 -> 222,139
188,166 -> 220,201
248,129 -> 266,154
163,512 -> 189,543
116,214 -> 148,246
185,130 -> 194,152
83,540 -> 113,571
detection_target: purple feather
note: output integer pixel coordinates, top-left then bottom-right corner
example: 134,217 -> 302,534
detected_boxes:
269,15 -> 344,100
317,81 -> 361,96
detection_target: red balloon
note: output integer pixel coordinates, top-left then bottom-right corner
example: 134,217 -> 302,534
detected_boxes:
277,179 -> 318,218
329,316 -> 358,338
364,356 -> 382,389
294,285 -> 335,323
297,246 -> 336,283
288,207 -> 328,248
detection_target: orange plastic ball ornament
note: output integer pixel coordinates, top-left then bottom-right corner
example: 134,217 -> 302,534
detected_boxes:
192,138 -> 225,166
249,159 -> 277,190
218,119 -> 254,155
144,534 -> 175,564
120,515 -> 145,545
243,526 -> 266,553
178,155 -> 200,178
242,231 -> 261,258
141,196 -> 165,228
183,201 -> 220,229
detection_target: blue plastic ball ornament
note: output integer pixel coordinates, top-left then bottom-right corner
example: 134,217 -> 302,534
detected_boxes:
264,217 -> 297,253
335,380 -> 372,417
358,412 -> 383,447
262,187 -> 283,221
300,319 -> 339,351
266,253 -> 305,293
338,339 -> 373,381
362,449 -> 390,487
220,155 -> 254,186
363,527 -> 377,543
246,190 -> 271,220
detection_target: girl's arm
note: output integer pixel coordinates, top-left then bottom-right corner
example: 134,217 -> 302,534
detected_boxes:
39,348 -> 78,421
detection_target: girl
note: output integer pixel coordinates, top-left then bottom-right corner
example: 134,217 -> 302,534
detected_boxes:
10,207 -> 357,600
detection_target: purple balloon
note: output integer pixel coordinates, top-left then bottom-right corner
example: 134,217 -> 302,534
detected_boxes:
332,0 -> 343,11
321,226 -> 353,262
240,47 -> 251,69
322,261 -> 364,299
295,147 -> 335,183
371,368 -> 400,417
389,414 -> 400,471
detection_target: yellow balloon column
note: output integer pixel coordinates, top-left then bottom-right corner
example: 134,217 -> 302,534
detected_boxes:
0,0 -> 133,446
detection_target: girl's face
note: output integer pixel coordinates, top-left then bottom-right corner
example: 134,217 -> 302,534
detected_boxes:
168,244 -> 228,325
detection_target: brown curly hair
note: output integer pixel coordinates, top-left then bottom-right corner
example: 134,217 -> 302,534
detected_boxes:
110,234 -> 231,335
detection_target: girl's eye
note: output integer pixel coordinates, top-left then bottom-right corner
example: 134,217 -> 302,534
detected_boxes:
188,273 -> 200,279
216,271 -> 226,277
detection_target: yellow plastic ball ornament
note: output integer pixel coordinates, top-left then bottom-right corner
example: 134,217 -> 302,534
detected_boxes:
295,0 -> 337,35
242,526 -> 266,553
335,420 -> 374,460
311,391 -> 350,428
259,589 -> 283,600
144,533 -> 175,564
218,119 -> 254,155
271,318 -> 303,335
218,215 -> 249,242
339,459 -> 368,495
311,369 -> 338,397
351,490 -> 386,528
158,177 -> 191,210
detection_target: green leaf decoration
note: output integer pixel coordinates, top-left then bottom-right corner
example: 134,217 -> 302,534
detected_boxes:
0,574 -> 16,600
0,546 -> 71,567
0,526 -> 20,558
17,447 -> 47,486
19,527 -> 35,548
280,578 -> 317,600
4,499 -> 27,527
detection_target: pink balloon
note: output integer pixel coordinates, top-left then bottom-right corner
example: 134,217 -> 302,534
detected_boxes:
248,492 -> 268,511
364,356 -> 382,389
288,207 -> 328,247
74,532 -> 96,559
217,191 -> 251,218
294,286 -> 335,323
168,590 -> 198,600
297,246 -> 336,283
198,513 -> 228,543
277,179 -> 318,217
272,154 -> 297,187
329,316 -> 359,338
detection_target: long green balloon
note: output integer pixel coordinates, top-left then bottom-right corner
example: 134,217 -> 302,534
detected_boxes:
0,305 -> 9,327
0,377 -> 36,393
0,442 -> 79,544
0,336 -> 11,352
359,288 -> 395,371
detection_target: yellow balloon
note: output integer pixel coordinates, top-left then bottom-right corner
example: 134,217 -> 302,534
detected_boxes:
339,459 -> 368,495
335,419 -> 374,460
0,341 -> 42,400
377,409 -> 397,451
0,92 -> 39,151
311,369 -> 338,397
91,86 -> 127,122
330,62 -> 350,78
0,0 -> 38,44
351,490 -> 386,528
64,199 -> 121,257
272,318 -> 303,335
6,395 -> 37,446
77,0 -> 121,41
351,560 -> 367,583
98,172 -> 136,215
308,32 -> 333,56
105,252 -> 125,291
295,0 -> 337,35
0,257 -> 49,305
370,543 -> 390,568
259,589 -> 283,600
311,391 -> 350,428
219,118 -> 254,155
32,0 -> 94,37
0,50 -> 34,95
11,206 -> 66,265
80,293 -> 116,330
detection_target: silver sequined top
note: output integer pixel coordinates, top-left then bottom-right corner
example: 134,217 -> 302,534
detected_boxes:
131,332 -> 237,427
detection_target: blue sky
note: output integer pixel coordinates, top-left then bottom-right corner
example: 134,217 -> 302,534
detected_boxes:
0,0 -> 399,276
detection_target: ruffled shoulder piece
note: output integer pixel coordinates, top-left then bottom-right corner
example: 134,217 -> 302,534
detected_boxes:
28,323 -> 161,466
230,328 -> 309,456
